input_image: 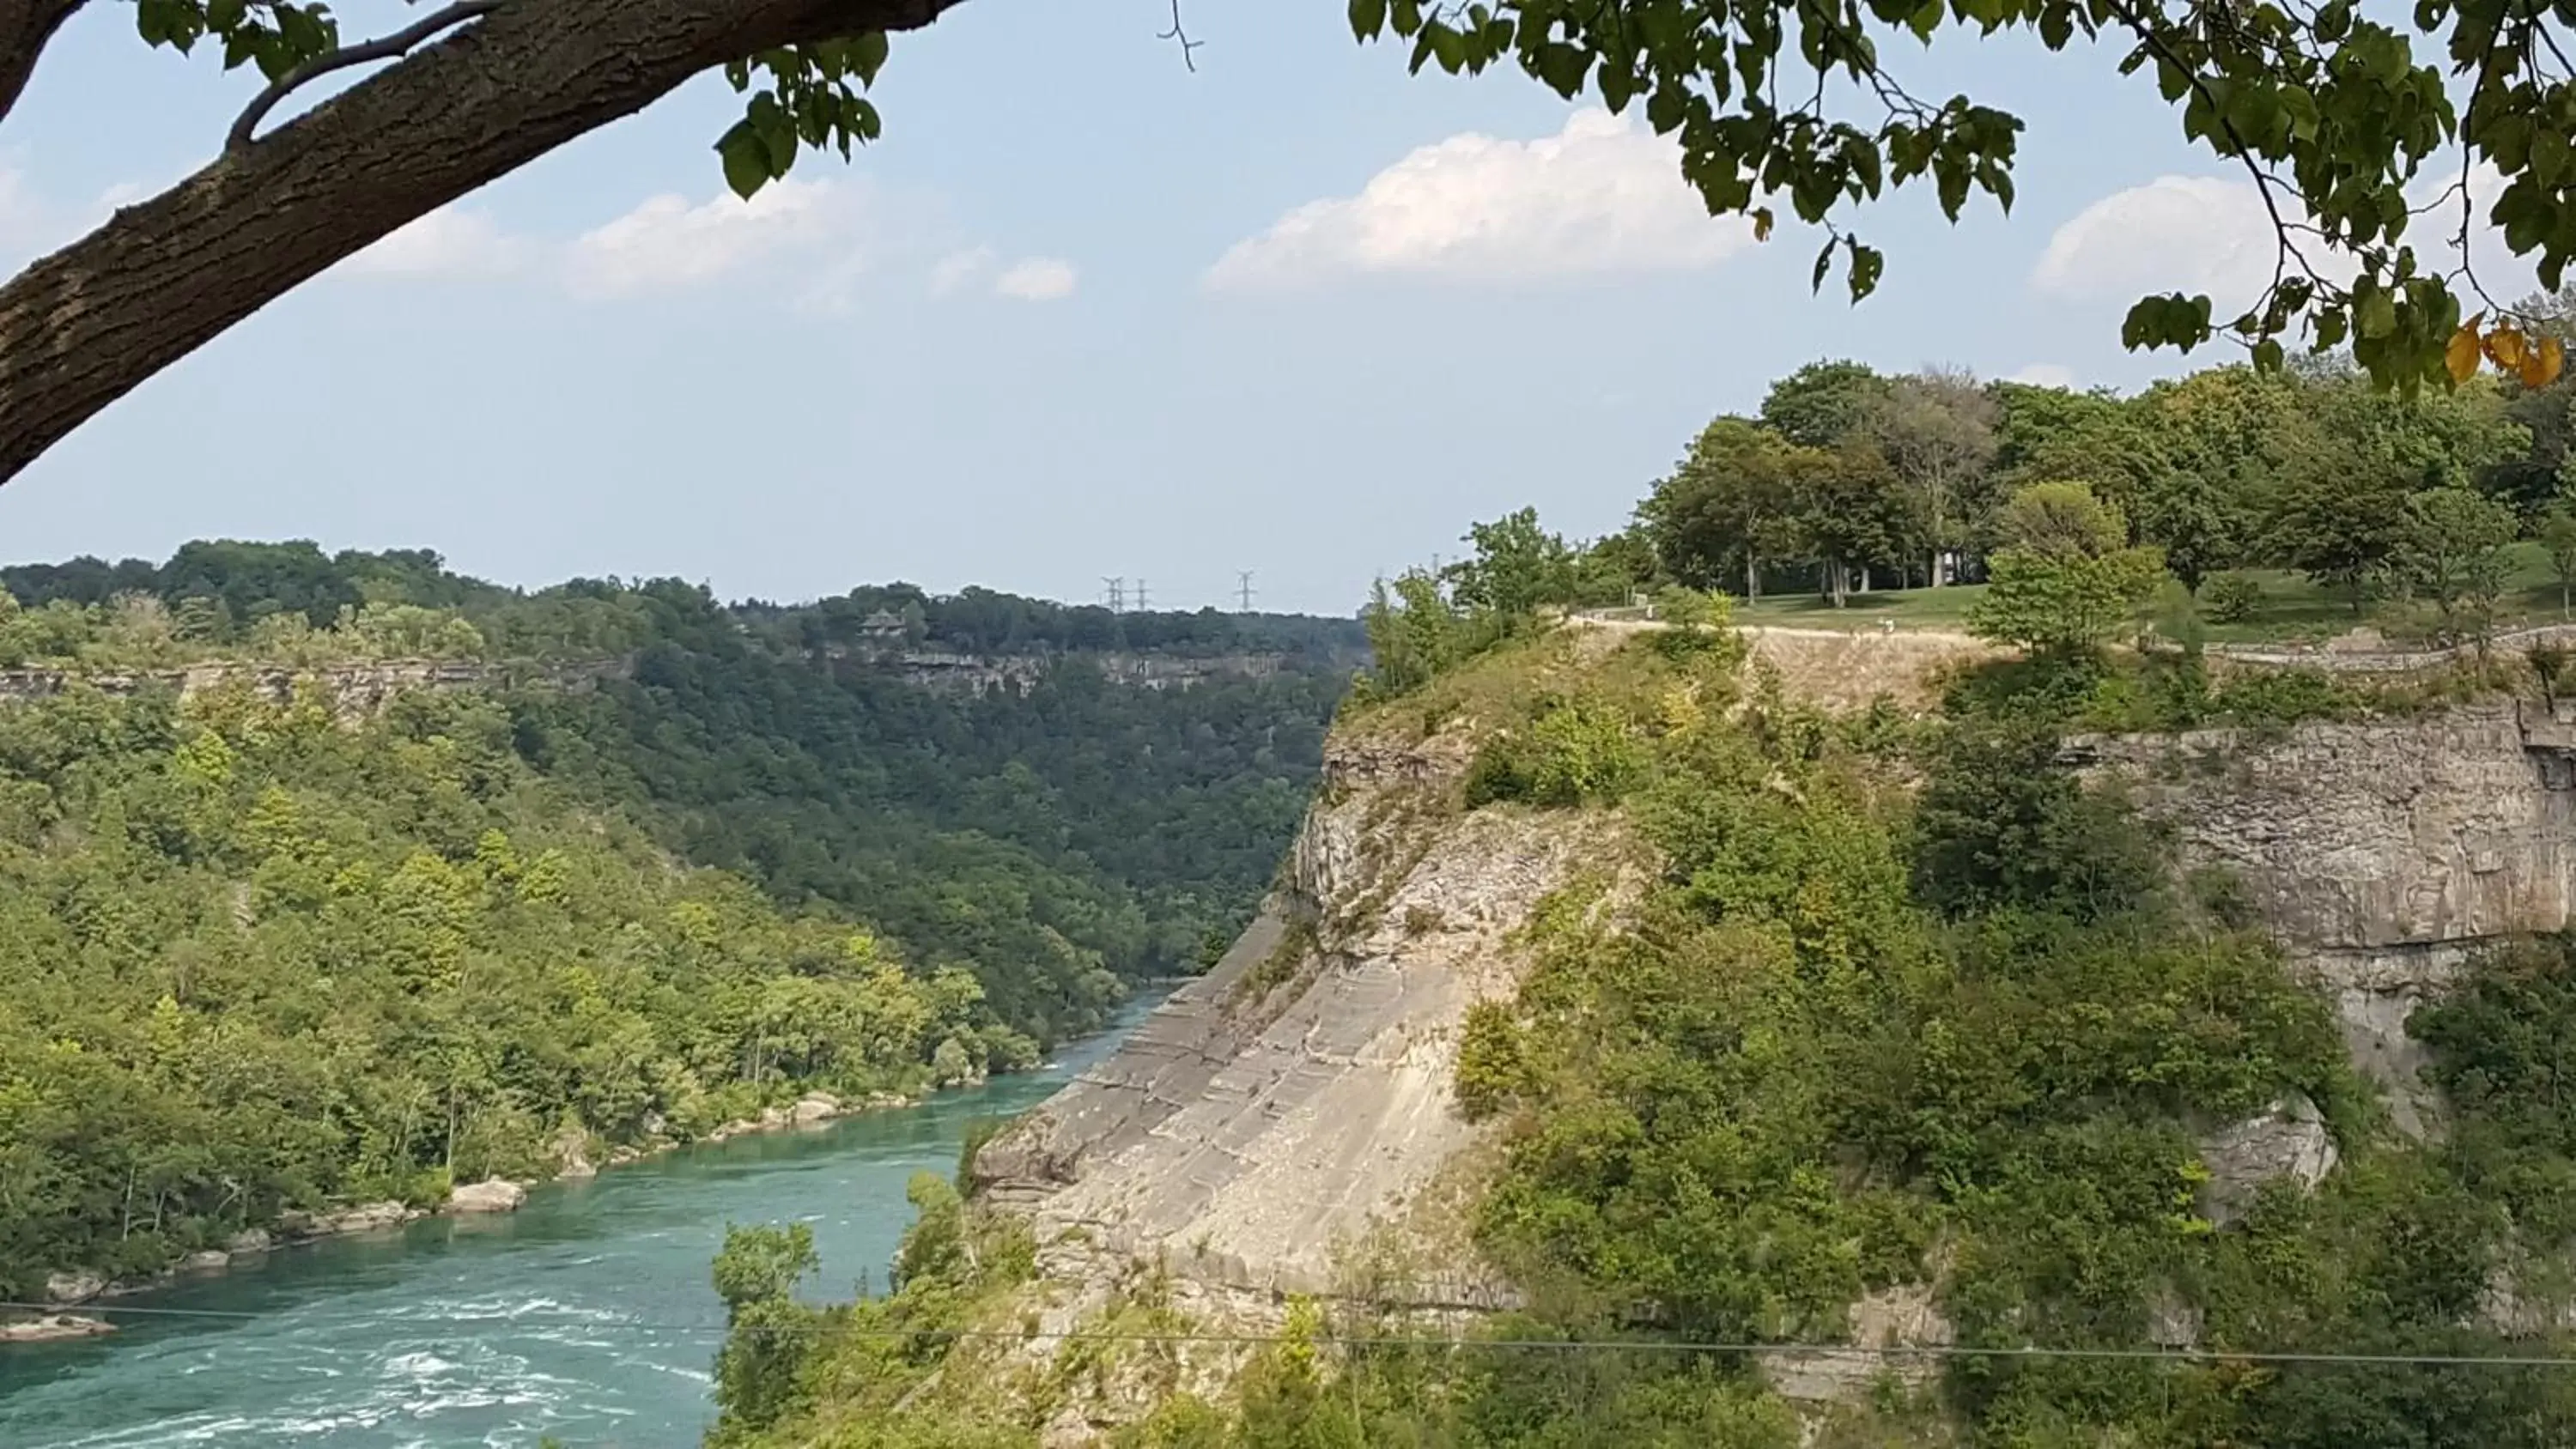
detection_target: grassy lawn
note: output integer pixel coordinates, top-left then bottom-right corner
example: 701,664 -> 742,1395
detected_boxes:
1735,584 -> 1987,631
1733,542 -> 2576,646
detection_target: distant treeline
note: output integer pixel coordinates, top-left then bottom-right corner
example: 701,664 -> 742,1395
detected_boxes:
0,542 -> 1368,664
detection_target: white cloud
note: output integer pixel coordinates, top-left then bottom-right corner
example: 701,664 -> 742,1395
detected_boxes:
993,256 -> 1078,301
344,207 -> 527,278
2031,176 -> 2297,310
2008,363 -> 2079,388
1206,108 -> 1753,290
931,246 -> 998,295
2410,161 -> 2538,301
564,179 -> 854,300
2033,167 -> 2535,313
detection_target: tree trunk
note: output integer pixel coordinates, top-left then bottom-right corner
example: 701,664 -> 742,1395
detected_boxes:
0,0 -> 961,488
0,0 -> 87,129
1743,552 -> 1759,602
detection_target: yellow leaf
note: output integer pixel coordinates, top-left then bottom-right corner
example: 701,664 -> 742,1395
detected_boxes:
2445,322 -> 2483,384
2487,324 -> 2526,370
1753,207 -> 1774,243
2530,336 -> 2567,389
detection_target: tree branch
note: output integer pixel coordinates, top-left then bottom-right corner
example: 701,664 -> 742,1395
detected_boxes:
0,0 -> 88,130
0,0 -> 959,490
1156,0 -> 1202,71
2105,1 -> 2324,318
229,0 -> 501,152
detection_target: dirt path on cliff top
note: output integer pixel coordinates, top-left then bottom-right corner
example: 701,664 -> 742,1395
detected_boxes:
1569,615 -> 1997,711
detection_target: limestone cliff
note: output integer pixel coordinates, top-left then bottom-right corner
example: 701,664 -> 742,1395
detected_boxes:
2069,697 -> 2576,1131
0,657 -> 627,716
973,714 -> 1636,1339
957,633 -> 2576,1440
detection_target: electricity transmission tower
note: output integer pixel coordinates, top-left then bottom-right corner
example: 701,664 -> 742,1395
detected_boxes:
1102,576 -> 1125,613
1133,578 -> 1151,611
1236,571 -> 1256,612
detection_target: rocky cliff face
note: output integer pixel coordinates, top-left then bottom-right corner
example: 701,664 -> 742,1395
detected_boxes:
816,646 -> 1295,695
2069,698 -> 2576,1131
0,657 -> 627,716
963,639 -> 2576,1439
974,718 -> 1635,1360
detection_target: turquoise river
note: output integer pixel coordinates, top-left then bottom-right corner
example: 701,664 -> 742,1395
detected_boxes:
0,998 -> 1154,1448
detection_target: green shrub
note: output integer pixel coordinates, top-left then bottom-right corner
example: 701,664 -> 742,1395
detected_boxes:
2530,641 -> 2570,703
1909,714 -> 2169,923
2202,570 -> 2264,623
1464,699 -> 1642,808
1453,1001 -> 1526,1120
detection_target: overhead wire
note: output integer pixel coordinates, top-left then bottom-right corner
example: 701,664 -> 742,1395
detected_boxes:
9,1300 -> 2576,1366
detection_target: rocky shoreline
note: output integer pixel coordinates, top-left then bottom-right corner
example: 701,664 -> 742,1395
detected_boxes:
7,1085 -> 934,1343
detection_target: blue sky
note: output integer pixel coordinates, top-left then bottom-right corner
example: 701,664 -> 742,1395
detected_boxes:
0,2 -> 2525,614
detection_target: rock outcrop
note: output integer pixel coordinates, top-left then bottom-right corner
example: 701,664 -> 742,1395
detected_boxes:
276,1201 -> 421,1239
2199,1094 -> 2340,1225
2070,699 -> 2576,1132
43,1270 -> 103,1306
1759,1285 -> 1954,1403
2,1313 -> 114,1343
445,1179 -> 528,1214
977,720 -> 1636,1313
0,657 -> 627,718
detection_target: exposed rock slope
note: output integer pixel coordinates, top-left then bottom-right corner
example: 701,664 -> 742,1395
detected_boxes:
976,724 -> 1631,1308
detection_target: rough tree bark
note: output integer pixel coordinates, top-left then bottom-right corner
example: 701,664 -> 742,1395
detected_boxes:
0,0 -> 87,124
0,0 -> 959,488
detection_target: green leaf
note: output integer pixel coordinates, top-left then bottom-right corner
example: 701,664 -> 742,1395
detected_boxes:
1845,239 -> 1883,301
1598,57 -> 1634,112
2356,287 -> 2398,339
851,32 -> 890,86
1427,21 -> 1467,73
1976,158 -> 2014,213
718,124 -> 771,201
1934,157 -> 1969,220
2121,297 -> 2160,349
2252,337 -> 2285,372
1348,0 -> 1386,41
1811,241 -> 1835,294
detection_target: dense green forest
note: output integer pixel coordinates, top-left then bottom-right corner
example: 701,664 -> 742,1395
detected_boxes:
0,544 -> 1353,1297
707,348 -> 2576,1447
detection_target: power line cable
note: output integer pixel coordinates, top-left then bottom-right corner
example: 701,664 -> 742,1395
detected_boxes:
10,1301 -> 2576,1366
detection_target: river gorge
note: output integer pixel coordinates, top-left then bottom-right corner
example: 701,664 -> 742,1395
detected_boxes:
0,1000 -> 1156,1449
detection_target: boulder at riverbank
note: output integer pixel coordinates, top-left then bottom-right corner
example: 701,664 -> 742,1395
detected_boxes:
43,1271 -> 103,1306
446,1179 -> 528,1214
276,1201 -> 421,1240
699,1088 -> 918,1143
3,1314 -> 114,1343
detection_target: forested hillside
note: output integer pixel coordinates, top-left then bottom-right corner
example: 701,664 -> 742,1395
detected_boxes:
0,545 -> 1354,1299
707,337 -> 2576,1448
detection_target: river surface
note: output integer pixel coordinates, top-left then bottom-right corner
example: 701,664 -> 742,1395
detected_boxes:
0,999 -> 1152,1449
